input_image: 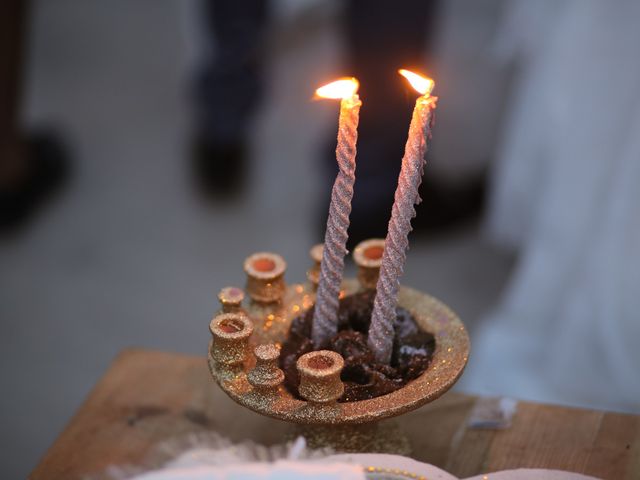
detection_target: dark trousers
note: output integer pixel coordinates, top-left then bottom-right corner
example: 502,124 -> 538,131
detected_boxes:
0,0 -> 28,170
196,0 -> 437,236
195,0 -> 269,146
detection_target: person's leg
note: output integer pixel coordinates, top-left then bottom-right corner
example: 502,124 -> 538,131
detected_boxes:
337,0 -> 437,244
0,0 -> 69,232
0,0 -> 28,193
330,0 -> 485,246
192,0 -> 269,197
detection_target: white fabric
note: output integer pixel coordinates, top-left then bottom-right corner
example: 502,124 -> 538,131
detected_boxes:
128,449 -> 598,480
131,460 -> 365,480
462,0 -> 640,413
466,470 -> 599,480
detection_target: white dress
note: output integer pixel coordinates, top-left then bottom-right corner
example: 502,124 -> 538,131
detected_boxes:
460,0 -> 640,413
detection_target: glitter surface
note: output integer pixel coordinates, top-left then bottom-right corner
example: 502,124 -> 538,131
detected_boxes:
297,350 -> 345,404
353,238 -> 385,290
247,344 -> 285,392
218,286 -> 245,313
208,279 -> 469,425
306,243 -> 324,288
312,95 -> 361,347
296,420 -> 411,455
244,252 -> 287,303
209,313 -> 254,366
368,96 -> 437,364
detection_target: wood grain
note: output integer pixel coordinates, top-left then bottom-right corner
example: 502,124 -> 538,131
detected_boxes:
30,349 -> 639,479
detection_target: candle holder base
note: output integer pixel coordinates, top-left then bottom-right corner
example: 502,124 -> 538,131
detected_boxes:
208,275 -> 469,455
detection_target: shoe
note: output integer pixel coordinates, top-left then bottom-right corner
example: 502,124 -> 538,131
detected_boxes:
411,170 -> 487,236
0,131 -> 70,233
191,136 -> 246,200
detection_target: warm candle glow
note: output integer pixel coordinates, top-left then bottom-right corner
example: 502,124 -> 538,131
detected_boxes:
315,77 -> 359,100
398,69 -> 434,97
369,69 -> 438,364
312,76 -> 361,347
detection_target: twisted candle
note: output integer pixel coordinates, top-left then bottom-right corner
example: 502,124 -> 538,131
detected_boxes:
312,81 -> 361,348
368,76 -> 437,364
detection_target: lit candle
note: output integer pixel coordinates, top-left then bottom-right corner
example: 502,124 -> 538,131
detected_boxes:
312,78 -> 362,348
368,70 -> 437,363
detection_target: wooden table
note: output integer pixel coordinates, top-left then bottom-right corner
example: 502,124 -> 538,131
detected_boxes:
30,349 -> 640,479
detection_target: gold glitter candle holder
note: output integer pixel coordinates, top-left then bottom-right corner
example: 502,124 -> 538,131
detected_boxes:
247,344 -> 285,392
209,313 -> 254,366
306,244 -> 324,290
244,252 -> 287,303
297,350 -> 345,404
218,286 -> 245,313
208,248 -> 470,453
353,238 -> 385,290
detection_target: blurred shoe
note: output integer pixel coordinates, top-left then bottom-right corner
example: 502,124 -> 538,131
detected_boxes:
0,131 -> 70,233
411,170 -> 487,236
191,136 -> 246,200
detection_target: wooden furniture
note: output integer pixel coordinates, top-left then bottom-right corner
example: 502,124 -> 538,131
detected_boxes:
30,349 -> 640,479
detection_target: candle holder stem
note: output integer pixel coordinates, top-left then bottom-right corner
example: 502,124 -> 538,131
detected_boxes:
292,420 -> 411,455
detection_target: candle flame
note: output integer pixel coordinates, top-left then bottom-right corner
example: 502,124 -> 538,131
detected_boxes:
398,69 -> 434,96
315,77 -> 359,100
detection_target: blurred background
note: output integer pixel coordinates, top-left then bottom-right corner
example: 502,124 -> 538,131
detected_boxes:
2,0 -> 639,477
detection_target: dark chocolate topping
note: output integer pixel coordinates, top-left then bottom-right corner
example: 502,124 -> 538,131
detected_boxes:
280,291 -> 435,402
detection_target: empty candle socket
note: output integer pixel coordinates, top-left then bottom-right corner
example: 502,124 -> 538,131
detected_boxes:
353,238 -> 385,290
247,344 -> 285,392
218,286 -> 245,313
306,243 -> 324,290
209,313 -> 254,365
244,252 -> 287,303
296,350 -> 345,404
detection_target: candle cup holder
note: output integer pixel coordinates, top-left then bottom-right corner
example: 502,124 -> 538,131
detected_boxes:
218,286 -> 245,313
244,252 -> 287,303
306,244 -> 324,290
353,238 -> 385,290
209,313 -> 254,367
208,250 -> 469,454
247,344 -> 285,393
297,350 -> 345,404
